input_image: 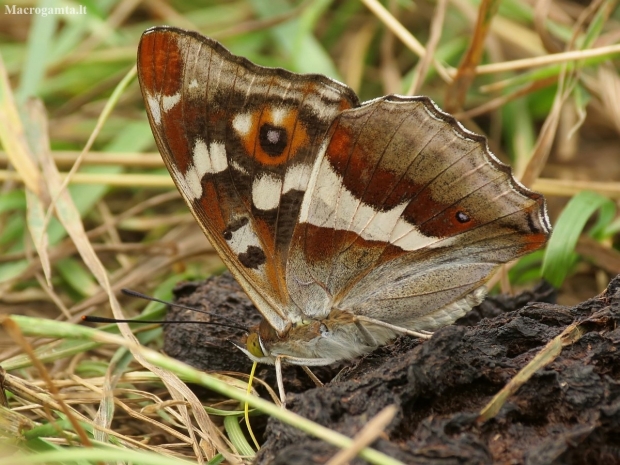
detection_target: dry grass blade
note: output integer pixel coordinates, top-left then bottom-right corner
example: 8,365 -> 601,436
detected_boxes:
598,63 -> 620,135
361,0 -> 452,83
576,236 -> 620,275
360,0 -> 425,57
0,169 -> 174,187
534,0 -> 562,53
444,0 -> 501,112
407,0 -> 448,95
520,69 -> 576,185
33,116 -> 230,462
0,55 -> 42,194
44,67 -> 137,230
478,322 -> 587,422
23,100 -> 53,287
1,319 -> 91,447
0,60 -> 53,286
0,150 -> 163,167
474,43 -> 620,74
532,178 -> 620,199
341,21 -> 376,93
456,76 -> 557,119
25,192 -> 52,286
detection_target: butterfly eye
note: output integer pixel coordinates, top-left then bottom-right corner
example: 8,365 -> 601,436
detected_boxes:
456,211 -> 470,223
246,332 -> 265,358
259,123 -> 287,156
319,324 -> 330,338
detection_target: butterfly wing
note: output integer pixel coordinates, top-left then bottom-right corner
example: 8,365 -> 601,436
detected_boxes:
287,95 -> 550,329
137,27 -> 359,334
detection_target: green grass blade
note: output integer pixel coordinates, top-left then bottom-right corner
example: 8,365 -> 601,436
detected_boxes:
542,191 -> 615,287
224,414 -> 255,458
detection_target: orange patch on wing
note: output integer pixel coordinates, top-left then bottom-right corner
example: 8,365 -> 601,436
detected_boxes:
139,30 -> 183,98
162,100 -> 191,173
139,30 -> 191,172
325,124 -> 423,211
161,36 -> 184,97
199,181 -> 226,231
519,232 -> 549,253
236,107 -> 309,167
324,123 -> 355,172
299,223 -> 385,265
517,204 -> 550,253
137,34 -> 157,91
338,97 -> 356,112
380,243 -> 411,262
253,218 -> 288,302
170,98 -> 203,174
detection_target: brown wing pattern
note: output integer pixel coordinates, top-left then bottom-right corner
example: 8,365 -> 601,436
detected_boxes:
288,96 -> 550,329
137,27 -> 359,333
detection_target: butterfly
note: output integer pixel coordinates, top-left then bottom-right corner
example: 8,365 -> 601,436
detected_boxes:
137,26 -> 551,399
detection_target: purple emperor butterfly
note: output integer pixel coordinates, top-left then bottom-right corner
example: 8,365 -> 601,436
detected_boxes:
137,27 -> 551,397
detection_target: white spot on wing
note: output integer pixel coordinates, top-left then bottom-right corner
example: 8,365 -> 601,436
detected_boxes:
189,79 -> 198,89
193,139 -> 213,176
192,138 -> 228,179
168,139 -> 230,200
146,93 -> 161,125
283,163 -> 311,194
271,107 -> 288,126
352,201 -> 408,242
228,220 -> 263,265
233,113 -> 253,136
209,142 -> 228,173
299,141 -> 328,223
391,219 -> 444,250
146,90 -> 180,125
301,157 -> 440,251
252,173 -> 282,211
169,163 -> 202,201
231,160 -> 248,175
162,93 -> 180,112
304,96 -> 339,122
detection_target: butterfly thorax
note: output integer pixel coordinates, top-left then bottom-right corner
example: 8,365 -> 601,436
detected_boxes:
241,310 -> 397,366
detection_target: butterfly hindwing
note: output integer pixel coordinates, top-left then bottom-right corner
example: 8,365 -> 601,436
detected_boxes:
288,96 -> 550,328
137,27 -> 360,333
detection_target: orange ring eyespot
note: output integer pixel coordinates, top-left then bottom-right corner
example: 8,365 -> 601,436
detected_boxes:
246,332 -> 265,358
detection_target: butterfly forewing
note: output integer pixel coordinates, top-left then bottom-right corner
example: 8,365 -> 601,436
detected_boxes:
288,96 -> 550,328
137,27 -> 359,334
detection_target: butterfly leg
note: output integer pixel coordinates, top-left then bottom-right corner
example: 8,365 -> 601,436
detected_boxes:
355,316 -> 433,339
275,356 -> 287,408
301,366 -> 324,387
354,319 -> 379,347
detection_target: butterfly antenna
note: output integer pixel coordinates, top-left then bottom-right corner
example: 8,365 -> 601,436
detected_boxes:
82,288 -> 249,332
121,288 -> 208,313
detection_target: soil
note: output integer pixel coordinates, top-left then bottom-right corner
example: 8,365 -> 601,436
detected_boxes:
164,273 -> 620,465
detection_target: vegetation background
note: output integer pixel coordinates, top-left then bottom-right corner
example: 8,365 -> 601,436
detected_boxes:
0,0 -> 619,463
